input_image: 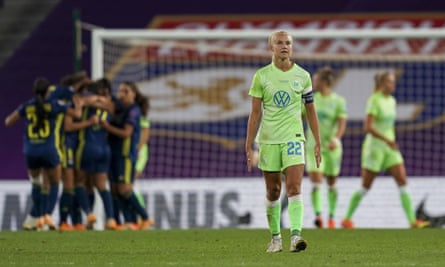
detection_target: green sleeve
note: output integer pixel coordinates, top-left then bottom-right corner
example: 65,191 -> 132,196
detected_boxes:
366,94 -> 379,117
249,72 -> 263,99
303,73 -> 312,91
140,116 -> 150,129
337,97 -> 347,119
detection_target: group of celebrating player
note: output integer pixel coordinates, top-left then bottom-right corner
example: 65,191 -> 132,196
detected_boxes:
245,30 -> 429,253
5,71 -> 155,231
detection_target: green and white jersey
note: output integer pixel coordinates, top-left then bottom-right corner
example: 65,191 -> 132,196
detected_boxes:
364,91 -> 396,147
305,91 -> 347,149
249,63 -> 312,144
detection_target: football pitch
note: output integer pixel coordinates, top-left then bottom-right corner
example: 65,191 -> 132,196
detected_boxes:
0,229 -> 444,267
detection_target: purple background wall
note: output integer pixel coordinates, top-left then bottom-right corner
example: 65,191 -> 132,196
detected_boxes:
1,0 -> 445,179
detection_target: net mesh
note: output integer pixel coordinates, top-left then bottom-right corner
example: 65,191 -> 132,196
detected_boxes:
99,34 -> 445,178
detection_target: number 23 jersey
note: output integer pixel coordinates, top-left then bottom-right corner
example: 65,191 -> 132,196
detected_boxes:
17,99 -> 68,155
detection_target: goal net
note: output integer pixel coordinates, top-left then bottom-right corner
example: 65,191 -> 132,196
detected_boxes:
91,28 -> 445,179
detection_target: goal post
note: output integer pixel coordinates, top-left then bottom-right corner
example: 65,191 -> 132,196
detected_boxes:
89,28 -> 445,179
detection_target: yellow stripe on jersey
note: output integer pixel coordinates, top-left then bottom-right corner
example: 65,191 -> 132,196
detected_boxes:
61,134 -> 67,168
75,107 -> 89,170
55,113 -> 64,161
100,110 -> 108,121
124,158 -> 132,184
68,149 -> 73,164
75,130 -> 85,170
122,137 -> 131,157
63,148 -> 73,169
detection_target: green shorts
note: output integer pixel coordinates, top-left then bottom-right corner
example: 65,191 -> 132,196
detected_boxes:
361,140 -> 404,172
306,140 -> 342,177
258,140 -> 305,173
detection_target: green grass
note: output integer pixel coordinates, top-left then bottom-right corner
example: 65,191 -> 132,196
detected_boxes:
0,229 -> 444,267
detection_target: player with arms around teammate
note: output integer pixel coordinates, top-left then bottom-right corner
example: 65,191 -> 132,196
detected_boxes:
4,77 -> 82,230
101,81 -> 154,230
75,83 -> 118,230
341,71 -> 428,229
246,30 -> 321,253
305,67 -> 347,229
49,72 -> 89,217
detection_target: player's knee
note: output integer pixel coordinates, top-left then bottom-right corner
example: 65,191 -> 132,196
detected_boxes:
286,182 -> 301,196
267,188 -> 281,201
118,184 -> 133,196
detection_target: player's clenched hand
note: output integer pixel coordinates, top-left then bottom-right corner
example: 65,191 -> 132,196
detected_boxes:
386,140 -> 399,150
328,137 -> 339,150
99,119 -> 109,129
89,115 -> 99,125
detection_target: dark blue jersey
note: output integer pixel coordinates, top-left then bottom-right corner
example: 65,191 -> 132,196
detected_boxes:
80,107 -> 110,147
47,85 -> 75,102
76,107 -> 111,172
110,95 -> 124,120
61,102 -> 81,168
63,102 -> 80,148
47,85 -> 76,154
17,99 -> 68,155
64,123 -> 79,148
109,103 -> 141,161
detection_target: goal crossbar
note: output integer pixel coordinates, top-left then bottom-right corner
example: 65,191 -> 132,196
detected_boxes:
91,28 -> 445,79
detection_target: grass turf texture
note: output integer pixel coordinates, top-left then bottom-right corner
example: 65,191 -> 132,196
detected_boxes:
0,229 -> 444,267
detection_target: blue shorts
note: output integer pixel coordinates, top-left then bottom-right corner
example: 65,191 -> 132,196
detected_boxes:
109,154 -> 135,184
25,149 -> 60,170
63,147 -> 76,169
79,144 -> 110,174
63,135 -> 78,169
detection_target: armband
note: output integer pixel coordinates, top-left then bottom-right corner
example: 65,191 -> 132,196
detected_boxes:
302,91 -> 314,104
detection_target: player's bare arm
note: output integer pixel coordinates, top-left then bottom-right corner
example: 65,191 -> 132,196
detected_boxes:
245,97 -> 262,172
305,102 -> 322,167
329,117 -> 347,150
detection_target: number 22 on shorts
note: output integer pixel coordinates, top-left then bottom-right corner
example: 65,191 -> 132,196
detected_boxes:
287,141 -> 302,155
